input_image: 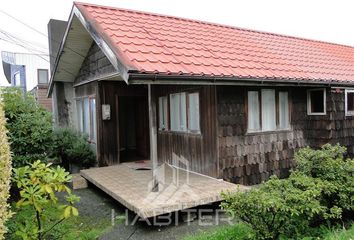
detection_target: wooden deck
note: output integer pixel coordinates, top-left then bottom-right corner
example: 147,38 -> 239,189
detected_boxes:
80,161 -> 248,218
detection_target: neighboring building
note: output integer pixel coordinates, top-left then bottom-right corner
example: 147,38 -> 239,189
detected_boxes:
1,51 -> 50,92
30,69 -> 52,111
49,2 -> 354,185
1,51 -> 52,111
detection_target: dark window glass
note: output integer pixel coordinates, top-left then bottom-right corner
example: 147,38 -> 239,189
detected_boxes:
347,92 -> 354,112
310,90 -> 324,113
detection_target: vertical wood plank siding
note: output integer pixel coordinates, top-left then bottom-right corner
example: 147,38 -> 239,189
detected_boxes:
156,85 -> 218,178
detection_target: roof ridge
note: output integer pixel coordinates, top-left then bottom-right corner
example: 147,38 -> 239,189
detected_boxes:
74,1 -> 354,50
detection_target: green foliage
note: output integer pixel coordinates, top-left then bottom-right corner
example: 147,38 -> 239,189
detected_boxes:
6,203 -> 112,240
0,102 -> 13,239
0,87 -> 53,167
294,144 -> 354,219
221,144 -> 354,240
221,175 -> 327,239
52,128 -> 96,168
183,223 -> 253,240
12,160 -> 80,240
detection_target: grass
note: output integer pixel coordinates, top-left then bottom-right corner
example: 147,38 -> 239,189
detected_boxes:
183,223 -> 253,240
183,223 -> 354,240
5,203 -> 114,240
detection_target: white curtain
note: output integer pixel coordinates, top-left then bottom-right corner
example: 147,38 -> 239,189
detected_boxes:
83,98 -> 90,135
248,91 -> 260,131
279,92 -> 289,129
188,93 -> 200,131
261,89 -> 276,131
90,98 -> 97,142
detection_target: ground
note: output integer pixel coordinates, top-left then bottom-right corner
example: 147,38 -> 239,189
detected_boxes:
72,184 -> 234,240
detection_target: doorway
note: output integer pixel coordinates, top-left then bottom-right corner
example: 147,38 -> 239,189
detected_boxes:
118,96 -> 150,162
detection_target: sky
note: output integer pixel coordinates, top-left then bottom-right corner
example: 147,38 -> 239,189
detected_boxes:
0,0 -> 354,88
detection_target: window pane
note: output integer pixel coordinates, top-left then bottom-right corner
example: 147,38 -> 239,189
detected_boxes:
248,91 -> 260,131
76,99 -> 83,132
90,98 -> 96,142
261,89 -> 276,131
159,96 -> 168,129
170,93 -> 180,131
310,90 -> 324,113
347,92 -> 354,112
38,69 -> 48,84
180,92 -> 187,131
83,98 -> 90,135
279,92 -> 289,129
188,93 -> 200,131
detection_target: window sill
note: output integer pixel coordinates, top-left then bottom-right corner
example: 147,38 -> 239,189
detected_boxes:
307,112 -> 326,116
246,128 -> 292,135
158,130 -> 202,136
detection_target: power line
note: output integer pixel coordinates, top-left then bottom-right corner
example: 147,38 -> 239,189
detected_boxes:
0,9 -> 86,59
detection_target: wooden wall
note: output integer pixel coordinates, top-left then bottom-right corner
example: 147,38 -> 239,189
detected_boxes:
156,85 -> 218,178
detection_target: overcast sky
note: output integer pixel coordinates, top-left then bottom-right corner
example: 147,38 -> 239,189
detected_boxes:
1,0 -> 354,87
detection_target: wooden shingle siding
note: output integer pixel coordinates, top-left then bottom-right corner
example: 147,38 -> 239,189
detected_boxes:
217,86 -> 307,185
74,42 -> 116,84
156,85 -> 218,178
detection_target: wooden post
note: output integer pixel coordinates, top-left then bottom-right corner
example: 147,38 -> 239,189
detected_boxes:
148,84 -> 159,192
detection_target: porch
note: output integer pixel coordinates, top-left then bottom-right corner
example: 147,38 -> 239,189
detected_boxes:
80,161 -> 248,219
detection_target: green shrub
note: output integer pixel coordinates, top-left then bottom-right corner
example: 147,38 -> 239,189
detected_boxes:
0,102 -> 13,240
221,144 -> 354,239
0,87 -> 53,167
52,128 -> 96,169
221,174 -> 326,239
12,160 -> 80,240
294,144 -> 354,220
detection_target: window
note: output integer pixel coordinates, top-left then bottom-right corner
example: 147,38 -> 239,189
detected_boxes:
170,92 -> 187,131
307,89 -> 326,115
247,91 -> 260,131
38,69 -> 49,84
345,89 -> 354,116
76,99 -> 83,132
83,98 -> 90,135
279,92 -> 290,129
187,92 -> 200,132
261,89 -> 276,131
90,98 -> 97,142
76,96 -> 97,143
159,91 -> 201,133
159,96 -> 168,130
247,89 -> 290,132
14,72 -> 21,86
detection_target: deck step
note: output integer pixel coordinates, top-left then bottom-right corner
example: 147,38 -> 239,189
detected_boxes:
69,173 -> 88,190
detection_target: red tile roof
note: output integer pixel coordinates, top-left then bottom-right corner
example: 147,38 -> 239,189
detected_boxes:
75,2 -> 354,83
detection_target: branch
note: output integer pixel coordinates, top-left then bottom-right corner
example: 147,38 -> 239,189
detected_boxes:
41,217 -> 66,238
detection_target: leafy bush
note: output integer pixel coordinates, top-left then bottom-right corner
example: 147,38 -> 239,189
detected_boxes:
0,87 -> 53,167
221,144 -> 354,240
294,144 -> 354,220
222,174 -> 326,239
12,160 -> 80,240
52,128 -> 96,169
0,102 -> 13,240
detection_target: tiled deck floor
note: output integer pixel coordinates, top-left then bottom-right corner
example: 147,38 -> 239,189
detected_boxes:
80,161 -> 248,218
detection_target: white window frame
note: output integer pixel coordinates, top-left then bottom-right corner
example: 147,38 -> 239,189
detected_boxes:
345,89 -> 354,116
307,88 -> 326,115
76,96 -> 97,143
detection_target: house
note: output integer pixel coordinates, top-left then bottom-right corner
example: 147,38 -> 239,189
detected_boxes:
48,2 -> 354,186
1,51 -> 50,92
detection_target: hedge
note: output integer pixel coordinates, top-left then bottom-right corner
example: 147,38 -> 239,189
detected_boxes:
0,101 -> 13,239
